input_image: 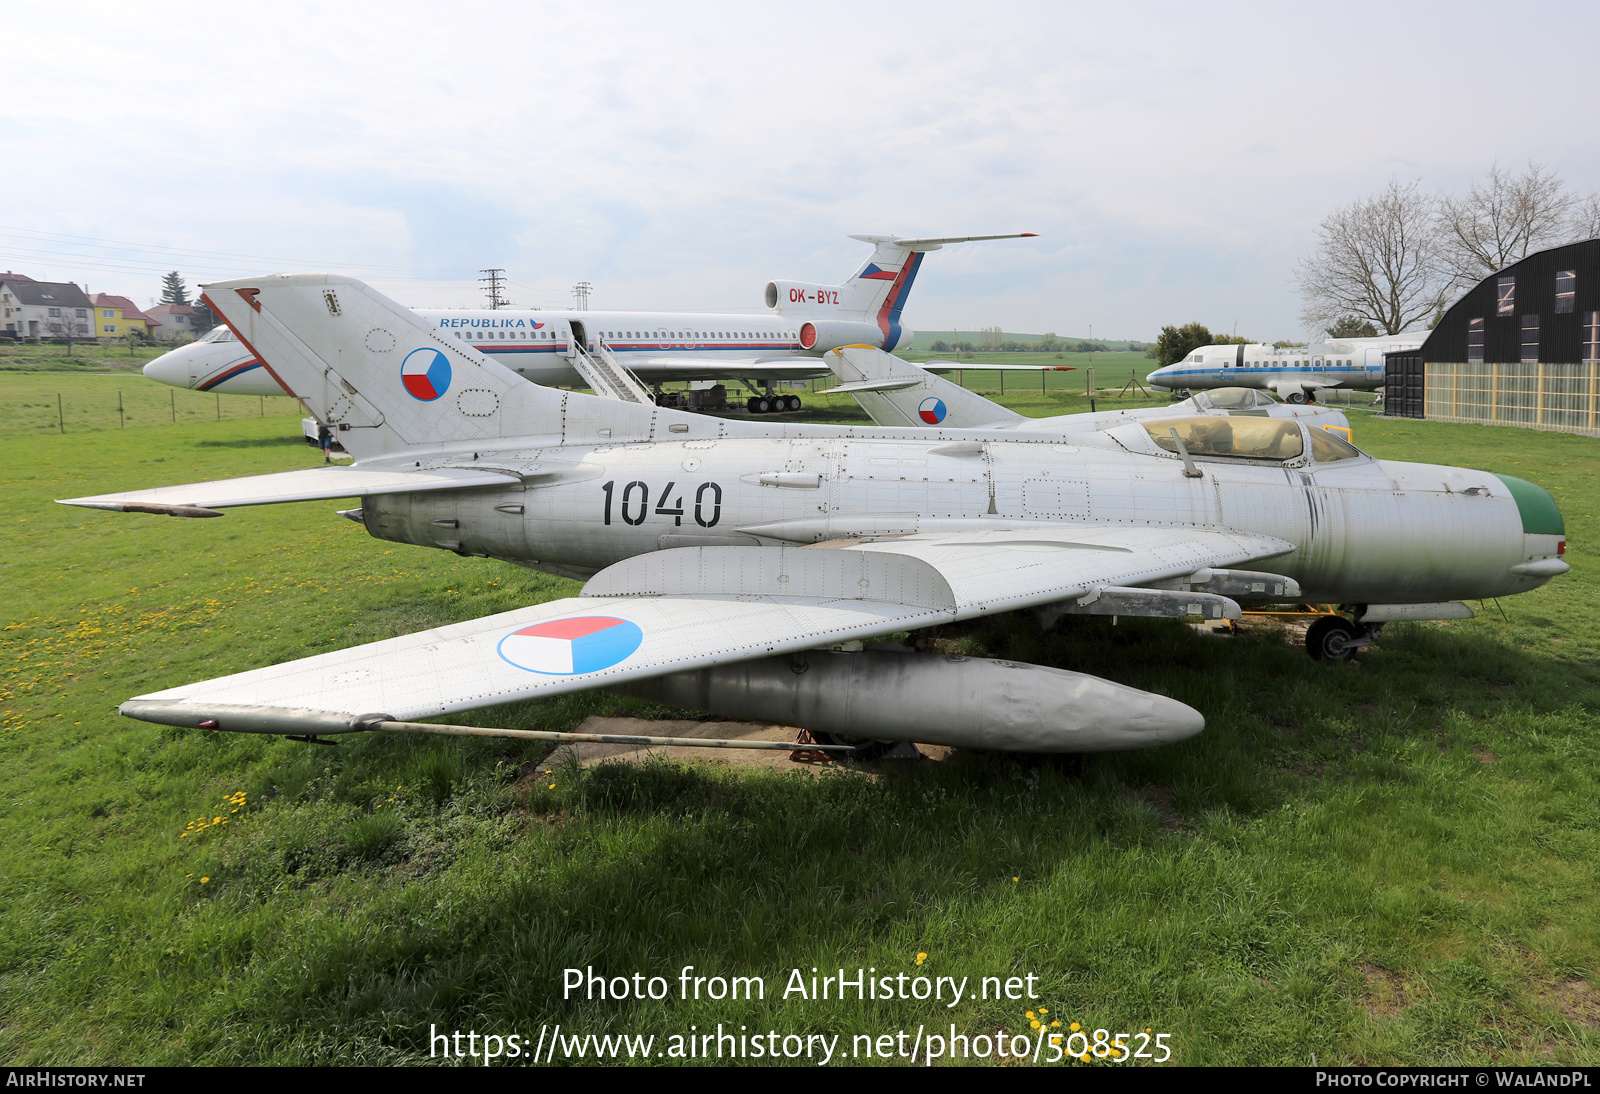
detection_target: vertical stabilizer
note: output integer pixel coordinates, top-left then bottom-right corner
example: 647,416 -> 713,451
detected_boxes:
202,274 -> 589,460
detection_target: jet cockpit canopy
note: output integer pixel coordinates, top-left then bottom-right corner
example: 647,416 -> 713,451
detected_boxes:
1142,416 -> 1364,463
1190,387 -> 1277,411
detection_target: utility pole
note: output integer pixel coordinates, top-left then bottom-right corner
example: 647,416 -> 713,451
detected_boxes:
479,269 -> 511,310
572,281 -> 592,311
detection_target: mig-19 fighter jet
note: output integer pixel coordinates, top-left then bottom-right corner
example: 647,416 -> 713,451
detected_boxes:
817,345 -> 1354,435
60,276 -> 1569,758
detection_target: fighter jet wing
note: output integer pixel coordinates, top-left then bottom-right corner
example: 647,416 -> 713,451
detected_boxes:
58,465 -> 522,515
121,527 -> 1292,730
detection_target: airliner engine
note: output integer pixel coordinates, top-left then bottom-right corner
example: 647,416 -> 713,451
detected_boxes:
799,319 -> 908,353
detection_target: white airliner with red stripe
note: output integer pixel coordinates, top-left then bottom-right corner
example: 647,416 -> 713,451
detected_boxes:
140,233 -> 1036,405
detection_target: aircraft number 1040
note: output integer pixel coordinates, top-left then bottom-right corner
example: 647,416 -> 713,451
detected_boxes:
601,480 -> 722,527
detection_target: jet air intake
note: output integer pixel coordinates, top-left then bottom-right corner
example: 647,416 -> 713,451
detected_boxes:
610,648 -> 1204,752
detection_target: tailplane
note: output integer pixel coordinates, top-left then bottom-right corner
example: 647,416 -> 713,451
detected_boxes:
764,233 -> 1037,351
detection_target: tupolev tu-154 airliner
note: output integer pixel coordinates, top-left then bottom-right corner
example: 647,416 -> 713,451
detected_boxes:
60,274 -> 1568,760
141,233 -> 1042,414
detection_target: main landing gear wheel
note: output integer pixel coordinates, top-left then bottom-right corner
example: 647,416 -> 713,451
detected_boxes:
1286,391 -> 1308,405
1305,616 -> 1360,662
786,394 -> 804,412
810,730 -> 895,760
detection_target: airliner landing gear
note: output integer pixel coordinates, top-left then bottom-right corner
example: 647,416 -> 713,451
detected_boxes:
744,393 -> 804,414
1286,391 -> 1309,405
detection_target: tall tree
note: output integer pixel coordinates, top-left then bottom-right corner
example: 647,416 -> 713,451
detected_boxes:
1435,161 -> 1576,286
189,297 -> 218,335
1293,177 -> 1448,336
160,271 -> 190,306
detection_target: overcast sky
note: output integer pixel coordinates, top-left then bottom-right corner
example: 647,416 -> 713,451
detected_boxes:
7,0 -> 1599,340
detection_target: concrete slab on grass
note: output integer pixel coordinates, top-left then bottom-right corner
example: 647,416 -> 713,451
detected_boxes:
538,716 -> 945,774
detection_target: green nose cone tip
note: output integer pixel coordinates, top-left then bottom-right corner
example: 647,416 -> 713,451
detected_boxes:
1493,474 -> 1565,536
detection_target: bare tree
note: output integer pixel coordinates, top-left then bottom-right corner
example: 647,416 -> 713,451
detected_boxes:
1568,190 -> 1600,243
45,308 -> 90,356
1436,161 -> 1576,286
1294,177 -> 1450,336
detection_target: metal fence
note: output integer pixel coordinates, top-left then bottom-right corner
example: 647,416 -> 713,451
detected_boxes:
8,386 -> 303,439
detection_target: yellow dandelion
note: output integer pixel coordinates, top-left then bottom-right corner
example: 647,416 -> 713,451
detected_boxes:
548,783 -> 556,789
1040,1008 -> 1048,1014
200,877 -> 209,883
1051,1020 -> 1060,1028
916,952 -> 928,965
1070,1022 -> 1080,1032
1026,1011 -> 1035,1020
1012,876 -> 1018,882
1030,1020 -> 1040,1030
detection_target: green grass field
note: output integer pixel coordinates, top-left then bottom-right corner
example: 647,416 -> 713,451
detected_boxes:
0,340 -> 168,374
1,373 -> 1596,1066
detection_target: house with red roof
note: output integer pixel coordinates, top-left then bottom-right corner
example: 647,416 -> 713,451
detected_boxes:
90,294 -> 154,340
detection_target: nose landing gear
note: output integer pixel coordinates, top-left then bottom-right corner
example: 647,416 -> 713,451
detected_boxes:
1304,614 -> 1380,662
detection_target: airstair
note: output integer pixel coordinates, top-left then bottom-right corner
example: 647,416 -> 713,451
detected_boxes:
567,326 -> 653,404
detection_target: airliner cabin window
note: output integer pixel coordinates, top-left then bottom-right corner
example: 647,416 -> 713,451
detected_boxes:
1497,276 -> 1515,316
1556,271 -> 1575,314
1144,417 -> 1304,461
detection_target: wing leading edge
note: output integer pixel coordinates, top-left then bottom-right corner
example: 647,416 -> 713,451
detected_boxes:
58,465 -> 521,513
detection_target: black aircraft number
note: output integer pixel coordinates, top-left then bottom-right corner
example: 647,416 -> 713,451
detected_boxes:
602,480 -> 721,527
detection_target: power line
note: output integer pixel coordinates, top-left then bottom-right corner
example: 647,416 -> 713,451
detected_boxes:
0,248 -> 471,284
0,225 -> 478,274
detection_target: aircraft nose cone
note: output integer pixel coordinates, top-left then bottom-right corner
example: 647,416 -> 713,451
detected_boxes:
143,349 -> 191,388
1493,474 -> 1566,536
